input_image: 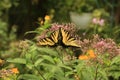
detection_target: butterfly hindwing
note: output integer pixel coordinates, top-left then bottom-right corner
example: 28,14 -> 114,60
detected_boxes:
61,28 -> 81,47
38,30 -> 59,46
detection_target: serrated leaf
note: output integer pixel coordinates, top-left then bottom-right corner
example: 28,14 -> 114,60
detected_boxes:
44,72 -> 54,80
111,55 -> 120,65
29,45 -> 37,52
37,47 -> 58,56
42,55 -> 55,64
18,74 -> 42,80
7,58 -> 26,64
58,63 -> 72,71
54,73 -> 70,80
98,68 -> 108,80
25,53 -> 32,59
75,60 -> 86,74
34,58 -> 44,67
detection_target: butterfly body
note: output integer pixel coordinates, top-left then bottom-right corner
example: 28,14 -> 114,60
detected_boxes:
38,28 -> 81,48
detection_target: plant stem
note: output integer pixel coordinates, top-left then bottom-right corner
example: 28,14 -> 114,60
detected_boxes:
94,24 -> 97,34
34,66 -> 46,80
94,65 -> 99,80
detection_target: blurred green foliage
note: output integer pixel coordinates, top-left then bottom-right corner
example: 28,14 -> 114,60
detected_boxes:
0,0 -> 18,51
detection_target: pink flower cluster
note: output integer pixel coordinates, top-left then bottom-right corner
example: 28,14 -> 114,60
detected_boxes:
50,23 -> 76,32
92,18 -> 105,26
80,35 -> 120,58
50,23 -> 62,31
93,39 -> 120,57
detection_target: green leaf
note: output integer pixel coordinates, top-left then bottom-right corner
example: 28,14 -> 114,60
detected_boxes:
26,63 -> 34,69
111,55 -> 120,65
58,63 -> 73,71
25,31 -> 39,35
37,47 -> 58,56
18,74 -> 42,80
78,67 -> 94,80
7,58 -> 26,64
75,60 -> 86,74
98,68 -> 108,80
54,73 -> 71,80
42,55 -> 55,64
75,60 -> 96,80
44,72 -> 54,80
25,53 -> 32,59
29,45 -> 37,52
108,65 -> 120,79
34,58 -> 44,67
109,71 -> 120,79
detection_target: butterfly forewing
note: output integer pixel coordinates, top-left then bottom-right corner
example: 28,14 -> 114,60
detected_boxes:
61,28 -> 81,47
38,30 -> 59,46
51,30 -> 59,43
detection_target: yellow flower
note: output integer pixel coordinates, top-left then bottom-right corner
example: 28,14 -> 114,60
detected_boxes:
44,15 -> 50,21
79,49 -> 96,60
79,55 -> 89,60
11,68 -> 19,74
87,50 -> 96,58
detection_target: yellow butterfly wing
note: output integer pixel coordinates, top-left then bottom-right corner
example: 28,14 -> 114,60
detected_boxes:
38,30 -> 59,46
61,28 -> 81,47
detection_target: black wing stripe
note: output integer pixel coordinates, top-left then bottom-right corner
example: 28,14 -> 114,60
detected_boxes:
38,30 -> 59,46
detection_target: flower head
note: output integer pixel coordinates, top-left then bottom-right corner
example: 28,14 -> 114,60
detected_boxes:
79,49 -> 96,60
50,23 -> 62,31
95,41 -> 106,48
90,35 -> 119,58
92,18 -> 105,26
50,23 -> 76,32
19,40 -> 29,49
0,68 -> 19,78
79,55 -> 89,60
88,50 -> 96,58
99,19 -> 104,26
92,18 -> 98,24
44,15 -> 51,21
10,68 -> 19,74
